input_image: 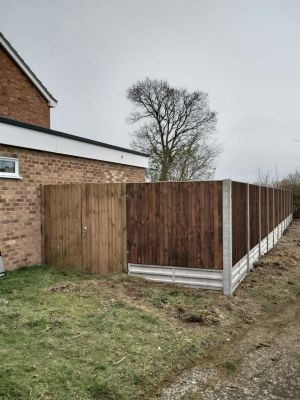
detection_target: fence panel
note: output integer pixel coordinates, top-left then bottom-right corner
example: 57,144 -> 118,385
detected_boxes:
268,188 -> 274,233
43,183 -> 126,274
126,181 -> 223,269
231,181 -> 248,265
276,188 -> 279,225
249,184 -> 260,249
260,186 -> 269,239
81,183 -> 126,274
43,185 -> 83,269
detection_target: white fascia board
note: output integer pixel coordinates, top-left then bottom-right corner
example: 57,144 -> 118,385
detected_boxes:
0,36 -> 57,107
0,122 -> 149,169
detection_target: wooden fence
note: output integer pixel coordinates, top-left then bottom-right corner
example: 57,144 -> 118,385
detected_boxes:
126,182 -> 223,269
42,180 -> 293,294
42,183 -> 126,274
231,182 -> 292,266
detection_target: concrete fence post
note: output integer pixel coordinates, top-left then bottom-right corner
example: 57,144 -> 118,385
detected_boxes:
281,190 -> 284,234
273,188 -> 276,247
290,191 -> 292,222
222,179 -> 232,295
280,190 -> 282,236
266,187 -> 269,252
283,190 -> 286,231
284,190 -> 286,230
246,183 -> 250,273
272,188 -> 275,247
258,185 -> 262,258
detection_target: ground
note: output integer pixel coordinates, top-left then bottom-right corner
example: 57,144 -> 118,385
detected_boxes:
0,222 -> 299,400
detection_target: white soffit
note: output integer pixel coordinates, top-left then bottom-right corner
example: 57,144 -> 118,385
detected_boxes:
0,121 -> 149,169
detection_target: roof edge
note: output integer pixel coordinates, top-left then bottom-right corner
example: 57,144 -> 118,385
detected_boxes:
0,116 -> 149,158
0,32 -> 57,107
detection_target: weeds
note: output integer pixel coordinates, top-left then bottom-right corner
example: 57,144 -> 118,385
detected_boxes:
221,360 -> 237,373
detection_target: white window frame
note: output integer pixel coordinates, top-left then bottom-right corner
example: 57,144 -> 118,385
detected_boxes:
0,156 -> 21,179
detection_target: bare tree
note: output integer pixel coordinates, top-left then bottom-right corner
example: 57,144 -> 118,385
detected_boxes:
256,168 -> 300,218
257,166 -> 279,187
280,170 -> 300,218
126,78 -> 221,181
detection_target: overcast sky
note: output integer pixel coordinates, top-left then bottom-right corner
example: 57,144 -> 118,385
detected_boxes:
1,0 -> 299,181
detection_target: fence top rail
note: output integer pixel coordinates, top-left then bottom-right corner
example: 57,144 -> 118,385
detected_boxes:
231,181 -> 292,194
41,181 -> 293,195
42,182 -> 126,189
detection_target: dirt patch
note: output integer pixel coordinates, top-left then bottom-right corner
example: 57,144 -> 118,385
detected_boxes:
48,282 -> 73,292
152,221 -> 300,400
176,305 -> 220,325
67,222 -> 299,334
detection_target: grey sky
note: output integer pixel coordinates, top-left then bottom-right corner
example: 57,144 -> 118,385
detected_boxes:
1,0 -> 299,181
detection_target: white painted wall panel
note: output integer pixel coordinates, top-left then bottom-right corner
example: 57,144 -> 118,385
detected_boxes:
0,122 -> 149,169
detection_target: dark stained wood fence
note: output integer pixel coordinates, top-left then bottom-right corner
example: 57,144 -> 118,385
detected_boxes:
261,186 -> 269,239
231,182 -> 247,265
42,183 -> 126,274
126,181 -> 223,269
231,184 -> 293,263
275,188 -> 280,226
268,188 -> 274,233
249,184 -> 260,250
42,181 -> 293,275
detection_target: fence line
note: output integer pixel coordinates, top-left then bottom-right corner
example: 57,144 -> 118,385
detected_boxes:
42,180 -> 293,294
229,182 -> 293,294
128,181 -> 292,294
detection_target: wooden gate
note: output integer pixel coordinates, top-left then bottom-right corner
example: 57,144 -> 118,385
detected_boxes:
42,183 -> 126,274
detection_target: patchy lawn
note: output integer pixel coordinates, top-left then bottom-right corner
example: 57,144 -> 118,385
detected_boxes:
0,266 -> 219,400
0,222 -> 299,400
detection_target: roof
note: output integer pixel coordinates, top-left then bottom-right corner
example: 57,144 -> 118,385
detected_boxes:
0,116 -> 149,169
0,32 -> 57,107
0,116 -> 149,158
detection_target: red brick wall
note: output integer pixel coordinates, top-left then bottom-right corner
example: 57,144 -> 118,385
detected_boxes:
0,144 -> 145,270
0,46 -> 50,128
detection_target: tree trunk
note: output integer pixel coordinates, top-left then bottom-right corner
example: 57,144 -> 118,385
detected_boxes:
159,159 -> 169,181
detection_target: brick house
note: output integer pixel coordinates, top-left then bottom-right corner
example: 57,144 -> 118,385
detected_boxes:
0,33 -> 148,270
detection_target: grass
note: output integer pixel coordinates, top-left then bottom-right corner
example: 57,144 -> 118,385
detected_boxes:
0,266 -> 215,400
0,239 -> 299,400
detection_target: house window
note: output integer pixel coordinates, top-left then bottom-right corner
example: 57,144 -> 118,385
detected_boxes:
0,157 -> 21,179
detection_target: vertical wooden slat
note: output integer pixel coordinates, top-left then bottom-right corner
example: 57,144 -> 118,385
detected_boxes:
249,184 -> 260,250
231,181 -> 247,265
121,183 -> 127,272
260,186 -> 268,240
269,186 -> 274,234
199,182 -> 205,267
213,181 -> 220,268
172,182 -> 179,266
167,182 -> 173,266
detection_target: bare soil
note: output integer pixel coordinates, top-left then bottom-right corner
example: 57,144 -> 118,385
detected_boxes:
152,221 -> 300,400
